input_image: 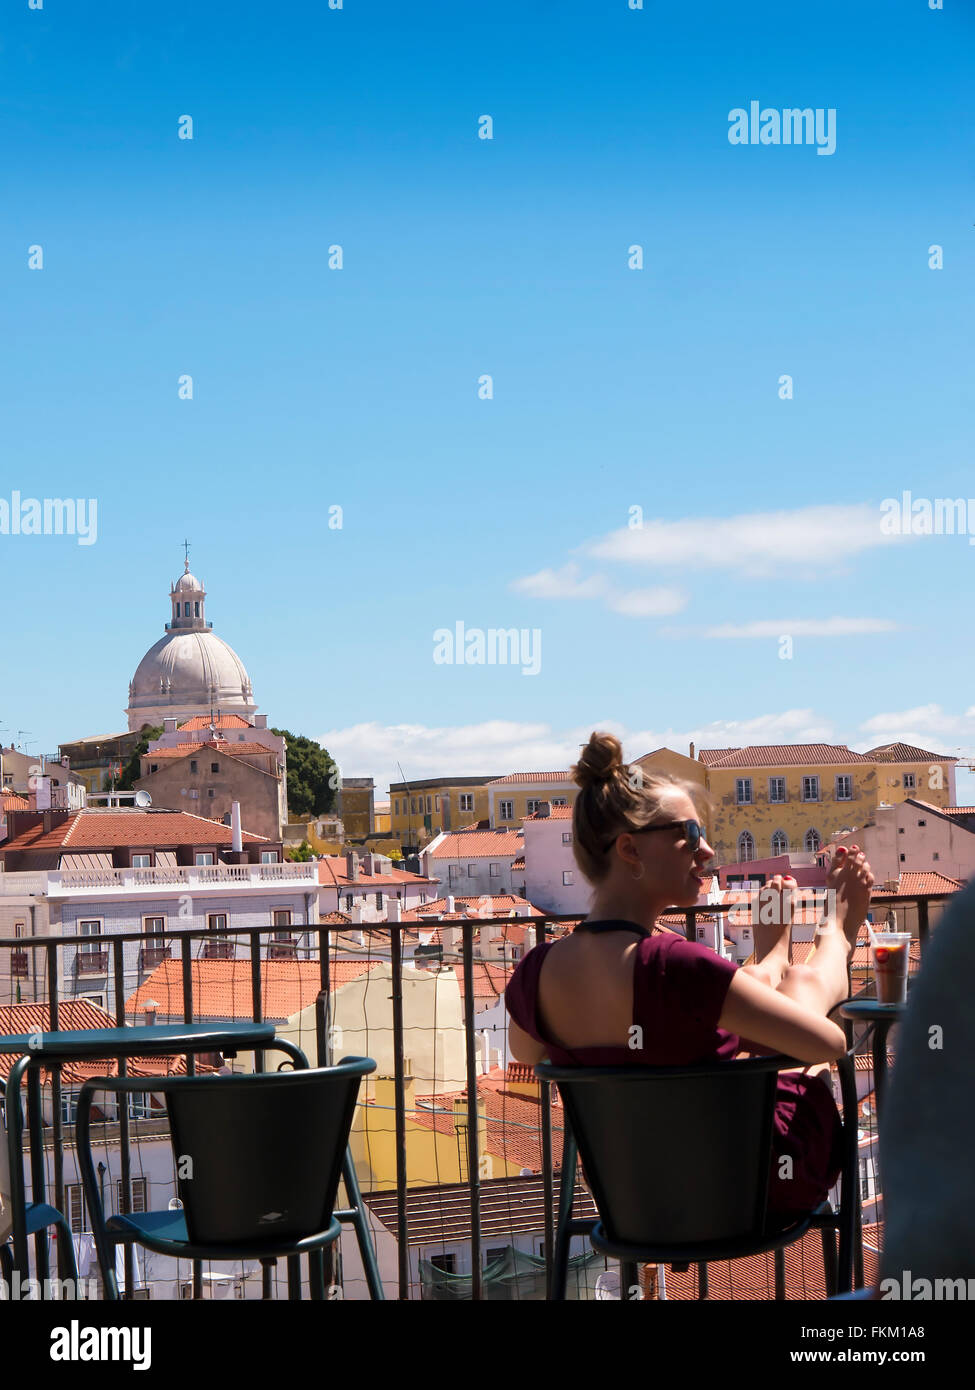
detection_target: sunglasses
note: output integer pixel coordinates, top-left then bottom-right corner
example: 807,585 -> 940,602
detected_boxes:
611,820 -> 707,853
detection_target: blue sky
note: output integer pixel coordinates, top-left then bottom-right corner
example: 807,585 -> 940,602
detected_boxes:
2,0 -> 973,801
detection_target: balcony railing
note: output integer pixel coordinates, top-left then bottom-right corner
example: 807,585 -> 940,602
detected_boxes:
0,890 -> 950,1300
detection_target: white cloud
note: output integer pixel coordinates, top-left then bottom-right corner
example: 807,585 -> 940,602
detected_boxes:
586,503 -> 907,577
319,708 -> 975,804
510,561 -> 687,619
698,617 -> 899,639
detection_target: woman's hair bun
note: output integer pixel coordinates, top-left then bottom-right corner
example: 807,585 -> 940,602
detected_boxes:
573,731 -> 625,789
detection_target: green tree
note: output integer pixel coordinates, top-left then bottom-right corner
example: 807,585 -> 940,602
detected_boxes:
286,840 -> 315,862
272,729 -> 339,818
117,726 -> 164,790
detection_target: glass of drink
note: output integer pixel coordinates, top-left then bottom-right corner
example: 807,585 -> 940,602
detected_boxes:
869,931 -> 912,1005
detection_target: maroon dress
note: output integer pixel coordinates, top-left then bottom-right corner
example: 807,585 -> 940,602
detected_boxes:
505,923 -> 844,1220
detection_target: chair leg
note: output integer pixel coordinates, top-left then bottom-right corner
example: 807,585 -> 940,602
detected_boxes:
52,1213 -> 79,1288
286,1254 -> 302,1300
551,1127 -> 578,1301
341,1147 -> 384,1301
261,1257 -> 275,1299
820,1221 -> 838,1298
774,1247 -> 785,1300
621,1261 -> 640,1300
0,1243 -> 12,1297
308,1250 -> 326,1300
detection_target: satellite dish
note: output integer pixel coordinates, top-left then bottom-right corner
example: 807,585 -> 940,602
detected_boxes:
134,789 -> 152,807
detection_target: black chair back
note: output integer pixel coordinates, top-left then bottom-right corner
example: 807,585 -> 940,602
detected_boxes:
536,1058 -> 788,1247
164,1058 -> 372,1246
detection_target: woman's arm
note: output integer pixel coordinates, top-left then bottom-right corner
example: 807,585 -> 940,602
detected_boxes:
508,1016 -> 548,1066
718,969 -> 847,1063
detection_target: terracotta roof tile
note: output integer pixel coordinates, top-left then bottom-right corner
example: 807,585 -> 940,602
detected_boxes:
865,742 -> 957,764
125,958 -> 379,1022
147,742 -> 277,760
364,1172 -> 596,1247
1,809 -> 270,853
523,805 -> 573,820
488,772 -> 573,785
429,829 -> 524,859
870,872 -> 963,896
702,744 -> 873,770
317,857 -> 436,888
178,715 -> 253,730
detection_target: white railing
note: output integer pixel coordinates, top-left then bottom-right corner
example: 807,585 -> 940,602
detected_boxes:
37,862 -> 320,894
0,872 -> 51,896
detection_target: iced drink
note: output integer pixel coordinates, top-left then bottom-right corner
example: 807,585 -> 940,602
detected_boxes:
871,932 -> 911,1005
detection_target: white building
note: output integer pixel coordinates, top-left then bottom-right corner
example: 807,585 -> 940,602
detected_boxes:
422,826 -> 525,899
521,804 -> 592,915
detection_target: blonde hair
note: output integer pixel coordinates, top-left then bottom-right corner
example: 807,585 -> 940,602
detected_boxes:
570,731 -> 711,883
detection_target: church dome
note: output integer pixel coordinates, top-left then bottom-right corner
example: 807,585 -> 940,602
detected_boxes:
126,558 -> 258,731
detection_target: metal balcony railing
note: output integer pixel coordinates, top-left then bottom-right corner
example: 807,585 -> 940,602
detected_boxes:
0,890 -> 952,1300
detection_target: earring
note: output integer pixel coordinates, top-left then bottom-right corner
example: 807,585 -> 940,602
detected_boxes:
631,863 -> 645,882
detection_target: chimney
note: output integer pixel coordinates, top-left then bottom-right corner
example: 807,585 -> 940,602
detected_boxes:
231,801 -> 243,854
164,718 -> 177,734
387,897 -> 402,923
446,895 -> 455,913
254,714 -> 268,729
350,902 -> 363,924
689,741 -> 696,760
536,801 -> 550,818
346,850 -> 359,881
143,1000 -> 159,1026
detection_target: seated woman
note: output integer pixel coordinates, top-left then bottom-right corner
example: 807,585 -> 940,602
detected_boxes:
505,731 -> 875,1221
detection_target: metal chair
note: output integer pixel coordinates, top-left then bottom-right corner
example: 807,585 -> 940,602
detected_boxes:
536,1049 -> 862,1300
1,1080 -> 79,1295
76,1056 -> 384,1300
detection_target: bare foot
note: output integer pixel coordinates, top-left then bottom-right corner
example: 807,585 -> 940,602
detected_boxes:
824,845 -> 875,950
752,874 -> 797,967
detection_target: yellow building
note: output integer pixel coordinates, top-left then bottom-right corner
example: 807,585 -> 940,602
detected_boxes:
863,742 -> 958,809
389,777 -> 498,846
487,772 -> 578,827
632,744 -> 709,790
697,744 -> 880,866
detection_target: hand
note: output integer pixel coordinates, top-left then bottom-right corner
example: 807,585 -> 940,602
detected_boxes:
826,845 -> 874,936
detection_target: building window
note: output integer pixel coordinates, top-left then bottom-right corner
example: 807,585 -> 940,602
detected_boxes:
562,832 -> 572,844
117,1179 -> 149,1213
132,854 -> 151,868
459,794 -> 474,813
551,798 -> 567,807
447,866 -> 459,881
435,796 -> 441,812
150,763 -> 158,773
804,828 -> 821,852
184,601 -> 191,617
899,852 -> 906,863
768,777 -> 786,803
499,800 -> 514,820
562,869 -> 574,885
426,796 -> 432,813
61,1090 -> 81,1125
468,863 -> 477,877
393,799 -> 399,816
735,779 -> 753,805
903,773 -> 916,789
489,863 -> 500,877
195,852 -> 214,866
345,893 -> 354,909
801,776 -> 820,802
771,830 -> 789,856
190,760 -> 198,774
211,763 -> 219,773
485,1248 -> 508,1268
737,832 -> 755,863
933,852 -> 940,861
410,797 -> 417,815
207,913 -> 228,932
261,850 -> 278,863
66,1184 -> 90,1234
429,1254 -> 456,1274
835,775 -> 853,801
127,1094 -> 154,1120
526,800 -> 539,814
144,916 -> 165,936
207,788 -> 215,798
79,919 -> 102,953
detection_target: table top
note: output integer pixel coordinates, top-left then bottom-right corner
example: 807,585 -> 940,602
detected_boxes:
838,998 -> 909,1020
0,1021 -> 276,1058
